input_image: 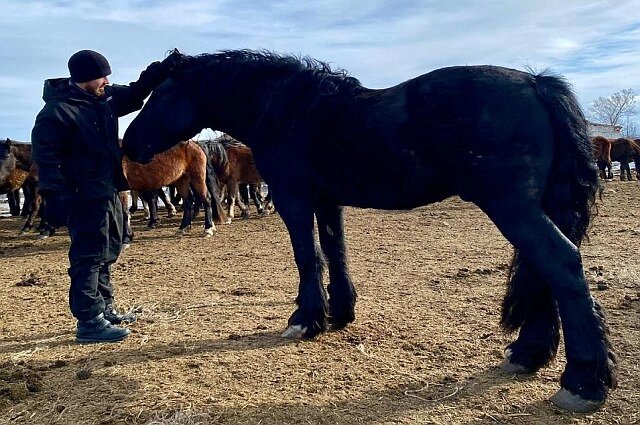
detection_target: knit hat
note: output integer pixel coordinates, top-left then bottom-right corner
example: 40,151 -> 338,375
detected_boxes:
68,50 -> 112,83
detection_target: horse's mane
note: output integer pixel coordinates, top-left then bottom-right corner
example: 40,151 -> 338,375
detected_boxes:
185,49 -> 356,78
217,134 -> 245,148
178,49 -> 363,91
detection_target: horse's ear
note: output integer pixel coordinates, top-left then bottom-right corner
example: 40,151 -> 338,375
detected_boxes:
165,48 -> 186,74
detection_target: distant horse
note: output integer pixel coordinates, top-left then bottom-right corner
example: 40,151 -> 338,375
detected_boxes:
197,135 -> 268,221
123,140 -> 225,236
592,136 -> 613,179
0,138 -> 48,236
1,168 -> 28,216
122,49 -> 616,411
610,138 -> 640,181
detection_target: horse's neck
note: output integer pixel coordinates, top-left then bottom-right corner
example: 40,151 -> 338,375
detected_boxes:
206,66 -> 309,144
12,145 -> 32,171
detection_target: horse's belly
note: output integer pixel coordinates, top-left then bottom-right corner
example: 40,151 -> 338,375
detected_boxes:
326,174 -> 452,210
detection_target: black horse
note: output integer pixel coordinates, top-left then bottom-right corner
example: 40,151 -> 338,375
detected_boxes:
122,50 -> 616,412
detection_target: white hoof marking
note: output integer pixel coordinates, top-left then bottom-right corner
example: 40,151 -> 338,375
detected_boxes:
282,325 -> 307,339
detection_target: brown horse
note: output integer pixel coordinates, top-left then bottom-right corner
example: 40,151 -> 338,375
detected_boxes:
197,135 -> 268,222
592,136 -> 613,180
611,138 -> 640,181
0,138 -> 46,235
122,140 -> 224,236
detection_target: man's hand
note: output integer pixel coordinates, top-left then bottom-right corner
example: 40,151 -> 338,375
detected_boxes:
41,191 -> 71,228
137,49 -> 185,91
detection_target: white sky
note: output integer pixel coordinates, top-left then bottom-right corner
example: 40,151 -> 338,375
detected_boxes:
1,0 -> 639,141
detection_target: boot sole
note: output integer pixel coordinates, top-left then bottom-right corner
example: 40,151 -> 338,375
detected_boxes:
76,334 -> 130,343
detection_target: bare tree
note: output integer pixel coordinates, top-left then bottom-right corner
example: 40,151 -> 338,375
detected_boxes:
588,89 -> 637,127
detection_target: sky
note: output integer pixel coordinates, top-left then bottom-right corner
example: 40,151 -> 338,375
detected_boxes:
1,0 -> 639,142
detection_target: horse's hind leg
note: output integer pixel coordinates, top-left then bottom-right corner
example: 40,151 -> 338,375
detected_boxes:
175,177 -> 194,235
480,201 -> 615,411
190,173 -> 215,237
499,254 -> 560,373
316,204 -> 356,329
234,186 -> 250,219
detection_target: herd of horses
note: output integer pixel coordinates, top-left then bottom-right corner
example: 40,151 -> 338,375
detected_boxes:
1,49 -> 636,412
2,133 -> 635,238
591,135 -> 640,180
0,135 -> 273,241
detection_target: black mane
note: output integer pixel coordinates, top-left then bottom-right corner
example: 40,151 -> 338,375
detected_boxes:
179,49 -> 363,89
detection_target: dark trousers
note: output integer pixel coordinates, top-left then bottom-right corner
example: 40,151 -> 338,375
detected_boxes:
67,193 -> 123,321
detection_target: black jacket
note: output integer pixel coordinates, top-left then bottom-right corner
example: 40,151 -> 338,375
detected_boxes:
32,66 -> 165,199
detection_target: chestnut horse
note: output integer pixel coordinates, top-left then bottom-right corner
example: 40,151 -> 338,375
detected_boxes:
197,135 -> 267,221
610,137 -> 640,181
123,49 -> 615,411
592,136 -> 613,179
122,140 -> 225,236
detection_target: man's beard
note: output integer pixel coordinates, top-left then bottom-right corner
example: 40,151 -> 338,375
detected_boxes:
92,87 -> 106,97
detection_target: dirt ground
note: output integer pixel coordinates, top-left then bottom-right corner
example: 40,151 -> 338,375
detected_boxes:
0,181 -> 638,425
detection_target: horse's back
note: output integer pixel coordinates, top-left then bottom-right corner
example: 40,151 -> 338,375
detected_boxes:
610,137 -> 635,159
296,65 -> 556,209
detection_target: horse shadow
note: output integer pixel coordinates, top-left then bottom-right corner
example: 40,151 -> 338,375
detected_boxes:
126,365 -> 566,424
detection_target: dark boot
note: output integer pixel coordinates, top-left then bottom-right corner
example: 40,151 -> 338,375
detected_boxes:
104,304 -> 137,325
76,313 -> 130,343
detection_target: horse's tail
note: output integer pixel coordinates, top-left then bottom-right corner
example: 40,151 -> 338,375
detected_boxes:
631,139 -> 640,178
501,71 -> 601,333
205,161 -> 227,224
196,140 -> 227,224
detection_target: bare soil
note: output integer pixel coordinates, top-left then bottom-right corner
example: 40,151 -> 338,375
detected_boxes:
0,181 -> 638,425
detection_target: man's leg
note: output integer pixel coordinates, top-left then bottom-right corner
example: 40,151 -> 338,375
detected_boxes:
99,194 -> 136,324
68,197 -> 129,342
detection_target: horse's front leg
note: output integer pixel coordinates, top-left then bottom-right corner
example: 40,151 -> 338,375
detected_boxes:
316,204 -> 357,329
140,190 -> 159,228
234,186 -> 250,219
20,191 -> 41,234
249,183 -> 266,214
277,195 -> 328,339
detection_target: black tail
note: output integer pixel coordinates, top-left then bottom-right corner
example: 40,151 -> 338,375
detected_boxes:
195,140 -> 227,224
501,72 -> 600,332
631,139 -> 640,179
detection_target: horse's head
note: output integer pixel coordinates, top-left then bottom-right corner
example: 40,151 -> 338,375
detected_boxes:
0,138 -> 12,161
123,56 -> 208,164
0,140 -> 16,185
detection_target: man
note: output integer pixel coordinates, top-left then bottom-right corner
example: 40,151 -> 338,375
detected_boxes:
32,49 -> 181,343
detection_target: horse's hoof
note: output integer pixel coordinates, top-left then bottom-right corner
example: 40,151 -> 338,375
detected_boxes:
499,350 -> 532,374
282,325 -> 308,339
224,218 -> 232,224
202,228 -> 214,238
550,388 -> 604,413
36,234 -> 50,240
122,243 -> 130,250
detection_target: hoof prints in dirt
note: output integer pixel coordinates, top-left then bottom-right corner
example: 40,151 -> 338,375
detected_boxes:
15,273 -> 47,287
0,359 -> 68,408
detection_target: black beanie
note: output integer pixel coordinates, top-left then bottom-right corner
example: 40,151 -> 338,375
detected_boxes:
68,50 -> 112,83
